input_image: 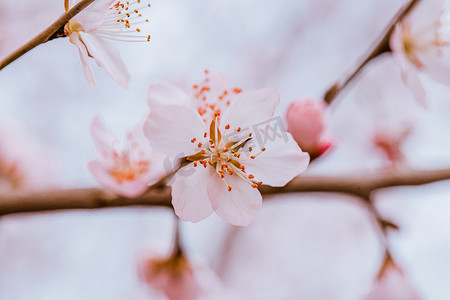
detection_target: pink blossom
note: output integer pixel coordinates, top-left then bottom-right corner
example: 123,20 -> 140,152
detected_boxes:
88,117 -> 166,198
373,125 -> 412,167
390,0 -> 450,106
364,264 -> 422,300
144,86 -> 310,226
0,123 -> 57,191
139,250 -> 219,300
65,0 -> 152,89
286,98 -> 332,159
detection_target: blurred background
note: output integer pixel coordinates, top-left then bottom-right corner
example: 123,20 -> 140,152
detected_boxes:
1,0 -> 450,299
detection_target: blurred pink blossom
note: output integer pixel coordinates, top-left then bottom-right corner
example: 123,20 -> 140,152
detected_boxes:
65,0 -> 152,88
0,124 -> 57,191
88,117 -> 166,198
364,262 -> 422,300
139,250 -> 219,300
286,98 -> 332,159
144,85 -> 310,226
373,125 -> 412,167
390,0 -> 450,107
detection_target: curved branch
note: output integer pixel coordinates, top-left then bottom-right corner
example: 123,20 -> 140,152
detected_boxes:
0,0 -> 96,71
323,0 -> 421,104
1,168 -> 450,217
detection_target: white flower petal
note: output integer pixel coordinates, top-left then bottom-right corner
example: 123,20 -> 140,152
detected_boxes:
242,133 -> 310,187
72,0 -> 116,32
417,48 -> 450,87
220,87 -> 280,133
70,32 -> 97,89
79,31 -> 130,88
171,163 -> 214,222
144,105 -> 207,157
402,60 -> 427,109
207,173 -> 262,226
91,117 -> 116,156
147,80 -> 189,110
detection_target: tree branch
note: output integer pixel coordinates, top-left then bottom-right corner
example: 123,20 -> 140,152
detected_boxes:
1,168 -> 450,217
323,0 -> 421,104
0,0 -> 96,71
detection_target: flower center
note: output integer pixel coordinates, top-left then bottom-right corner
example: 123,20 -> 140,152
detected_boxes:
110,151 -> 150,183
187,114 -> 265,192
64,20 -> 85,36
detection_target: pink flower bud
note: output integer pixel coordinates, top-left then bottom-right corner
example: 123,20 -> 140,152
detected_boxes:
286,98 -> 332,158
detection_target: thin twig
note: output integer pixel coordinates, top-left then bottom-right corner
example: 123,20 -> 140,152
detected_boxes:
1,168 -> 450,217
0,0 -> 96,71
323,0 -> 421,104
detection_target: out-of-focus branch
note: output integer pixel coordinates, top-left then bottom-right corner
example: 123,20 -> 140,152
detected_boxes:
0,0 -> 96,71
1,168 -> 450,217
323,0 -> 421,104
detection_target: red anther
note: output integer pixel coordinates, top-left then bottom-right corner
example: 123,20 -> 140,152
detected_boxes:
248,147 -> 253,152
228,186 -> 232,191
219,96 -> 223,100
224,90 -> 228,95
249,132 -> 252,137
239,166 -> 245,171
248,174 -> 255,179
257,181 -> 262,185
204,132 -> 208,138
237,127 -> 241,132
194,162 -> 198,167
197,142 -> 203,147
251,184 -> 258,188
262,148 -> 266,151
201,149 -> 206,155
191,138 -> 196,143
204,69 -> 209,74
193,85 -> 198,89
225,124 -> 230,130
227,158 -> 231,162
233,88 -> 242,94
250,155 -> 255,159
208,161 -> 214,165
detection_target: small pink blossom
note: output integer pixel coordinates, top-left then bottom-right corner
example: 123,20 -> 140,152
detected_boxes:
88,117 -> 166,198
373,125 -> 412,167
364,262 -> 422,300
65,0 -> 152,89
286,98 -> 332,159
144,84 -> 310,226
390,0 -> 450,106
139,250 -> 219,300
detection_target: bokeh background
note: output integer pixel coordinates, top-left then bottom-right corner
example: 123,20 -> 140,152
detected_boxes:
1,0 -> 450,299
